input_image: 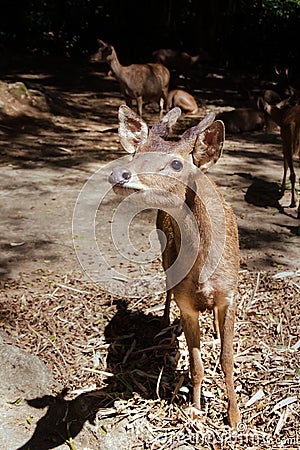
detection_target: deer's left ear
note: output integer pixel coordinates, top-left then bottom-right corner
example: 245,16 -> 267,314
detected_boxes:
192,120 -> 224,171
118,105 -> 148,153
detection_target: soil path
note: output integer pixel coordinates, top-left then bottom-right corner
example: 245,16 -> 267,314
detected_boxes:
0,59 -> 299,284
0,58 -> 299,450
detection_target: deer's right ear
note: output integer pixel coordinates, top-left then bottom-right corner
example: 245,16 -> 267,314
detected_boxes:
118,105 -> 148,153
276,97 -> 291,109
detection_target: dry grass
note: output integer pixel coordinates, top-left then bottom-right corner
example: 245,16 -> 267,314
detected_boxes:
0,269 -> 299,449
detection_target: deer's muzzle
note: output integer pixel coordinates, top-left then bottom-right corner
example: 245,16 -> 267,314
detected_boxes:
108,167 -> 132,186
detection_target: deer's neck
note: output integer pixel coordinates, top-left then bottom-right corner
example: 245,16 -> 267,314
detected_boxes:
168,186 -> 209,258
108,49 -> 125,79
179,180 -> 228,283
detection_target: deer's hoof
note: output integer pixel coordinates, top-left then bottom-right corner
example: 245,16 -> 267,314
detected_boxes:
228,407 -> 241,430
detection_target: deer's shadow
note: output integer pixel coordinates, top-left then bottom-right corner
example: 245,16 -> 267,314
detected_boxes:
241,174 -> 284,212
17,300 -> 183,450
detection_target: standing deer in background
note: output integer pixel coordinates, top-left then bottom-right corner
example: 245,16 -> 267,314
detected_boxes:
259,98 -> 300,218
108,105 -> 241,428
167,89 -> 199,115
91,39 -> 170,117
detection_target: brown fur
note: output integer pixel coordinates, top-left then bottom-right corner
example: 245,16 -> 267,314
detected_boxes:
109,106 -> 241,428
167,89 -> 198,115
91,40 -> 170,117
259,98 -> 300,218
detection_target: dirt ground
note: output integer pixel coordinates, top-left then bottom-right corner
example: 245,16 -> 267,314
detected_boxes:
0,59 -> 299,281
0,58 -> 299,449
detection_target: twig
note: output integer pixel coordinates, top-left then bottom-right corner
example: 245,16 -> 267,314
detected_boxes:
82,368 -> 114,377
156,367 -> 164,400
55,282 -> 94,295
170,374 -> 185,404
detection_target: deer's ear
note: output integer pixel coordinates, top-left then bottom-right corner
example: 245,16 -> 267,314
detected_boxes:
193,120 -> 224,171
192,120 -> 225,172
276,97 -> 291,109
118,105 -> 148,153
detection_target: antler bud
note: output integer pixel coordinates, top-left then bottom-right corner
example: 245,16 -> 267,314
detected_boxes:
149,107 -> 181,139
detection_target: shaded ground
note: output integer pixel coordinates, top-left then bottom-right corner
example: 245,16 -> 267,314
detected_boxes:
0,57 -> 299,449
0,58 -> 299,279
1,271 -> 299,449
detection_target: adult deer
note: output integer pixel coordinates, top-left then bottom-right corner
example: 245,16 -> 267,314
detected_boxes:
259,98 -> 300,218
108,105 -> 241,428
91,39 -> 170,117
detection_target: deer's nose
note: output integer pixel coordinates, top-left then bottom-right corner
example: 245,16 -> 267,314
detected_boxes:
108,167 -> 132,186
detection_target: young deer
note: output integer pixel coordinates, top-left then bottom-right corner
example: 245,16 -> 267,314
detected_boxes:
109,105 -> 241,428
259,98 -> 300,218
167,89 -> 199,115
91,39 -> 170,117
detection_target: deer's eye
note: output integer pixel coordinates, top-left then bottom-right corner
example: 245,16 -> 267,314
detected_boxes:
171,159 -> 183,171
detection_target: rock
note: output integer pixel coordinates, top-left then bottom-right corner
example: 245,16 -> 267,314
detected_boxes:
1,81 -> 49,114
0,342 -> 99,450
0,342 -> 54,449
7,82 -> 30,105
0,343 -> 54,399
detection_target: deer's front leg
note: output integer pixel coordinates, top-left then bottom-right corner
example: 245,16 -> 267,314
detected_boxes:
159,97 -> 165,118
281,155 -> 288,193
289,170 -> 297,208
178,300 -> 203,410
161,289 -> 172,329
215,294 -> 240,429
283,148 -> 297,208
137,96 -> 143,117
157,211 -> 177,329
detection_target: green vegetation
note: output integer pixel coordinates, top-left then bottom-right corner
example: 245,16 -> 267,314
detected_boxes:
0,0 -> 299,71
